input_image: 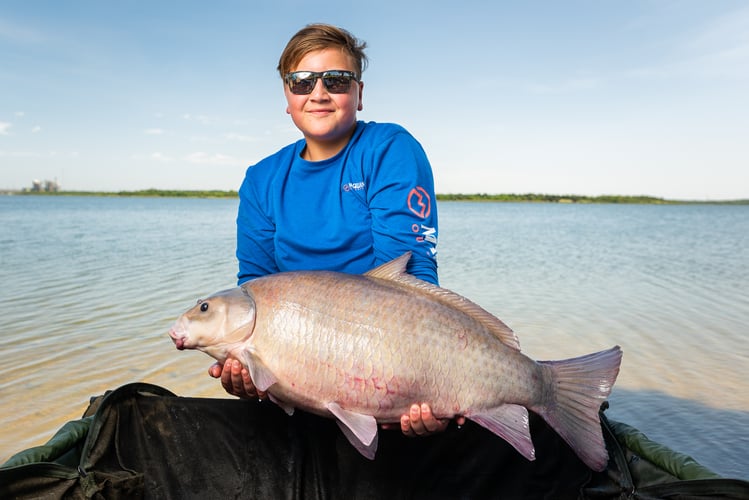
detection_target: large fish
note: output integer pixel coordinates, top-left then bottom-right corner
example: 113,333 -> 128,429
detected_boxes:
169,252 -> 622,471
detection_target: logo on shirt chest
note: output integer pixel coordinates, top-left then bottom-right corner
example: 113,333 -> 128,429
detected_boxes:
342,182 -> 366,192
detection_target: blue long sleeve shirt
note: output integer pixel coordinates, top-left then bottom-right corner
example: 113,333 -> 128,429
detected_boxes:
236,121 -> 439,285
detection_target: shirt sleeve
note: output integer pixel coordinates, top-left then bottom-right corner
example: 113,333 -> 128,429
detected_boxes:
365,128 -> 439,285
236,165 -> 279,285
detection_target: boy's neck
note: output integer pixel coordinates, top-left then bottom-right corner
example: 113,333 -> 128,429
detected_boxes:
303,122 -> 358,161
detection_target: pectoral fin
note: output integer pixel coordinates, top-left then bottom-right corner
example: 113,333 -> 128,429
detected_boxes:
242,353 -> 293,415
241,350 -> 277,392
470,404 -> 535,461
326,402 -> 379,460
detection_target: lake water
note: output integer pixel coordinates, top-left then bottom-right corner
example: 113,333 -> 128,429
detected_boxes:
0,195 -> 747,480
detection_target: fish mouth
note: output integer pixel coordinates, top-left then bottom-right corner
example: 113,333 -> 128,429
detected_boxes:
168,328 -> 186,350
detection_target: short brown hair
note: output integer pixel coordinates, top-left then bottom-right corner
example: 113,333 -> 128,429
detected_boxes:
277,24 -> 368,79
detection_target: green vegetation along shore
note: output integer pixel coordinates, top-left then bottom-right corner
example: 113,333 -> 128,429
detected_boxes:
435,193 -> 748,204
4,189 -> 239,198
3,189 -> 747,204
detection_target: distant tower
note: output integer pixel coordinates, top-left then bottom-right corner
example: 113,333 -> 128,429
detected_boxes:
43,179 -> 60,192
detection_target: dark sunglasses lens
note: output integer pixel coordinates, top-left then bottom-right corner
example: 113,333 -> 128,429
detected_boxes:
322,75 -> 353,93
289,76 -> 315,95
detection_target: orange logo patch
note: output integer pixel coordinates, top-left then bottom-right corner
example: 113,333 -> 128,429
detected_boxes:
407,186 -> 431,219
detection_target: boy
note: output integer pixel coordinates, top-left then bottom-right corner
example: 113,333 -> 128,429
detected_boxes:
209,23 -> 460,436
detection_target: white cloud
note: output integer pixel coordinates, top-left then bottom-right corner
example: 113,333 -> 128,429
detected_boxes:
145,128 -> 164,135
225,132 -> 263,142
151,152 -> 173,162
630,6 -> 749,81
690,5 -> 749,51
0,122 -> 11,135
31,125 -> 41,133
14,111 -> 25,118
185,152 -> 242,166
182,113 -> 217,125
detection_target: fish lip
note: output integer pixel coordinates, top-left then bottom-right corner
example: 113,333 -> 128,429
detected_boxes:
168,328 -> 186,350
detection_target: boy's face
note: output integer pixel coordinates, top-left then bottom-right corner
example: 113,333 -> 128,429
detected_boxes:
284,48 -> 363,159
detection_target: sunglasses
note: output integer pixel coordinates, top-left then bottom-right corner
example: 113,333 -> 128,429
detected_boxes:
284,70 -> 358,95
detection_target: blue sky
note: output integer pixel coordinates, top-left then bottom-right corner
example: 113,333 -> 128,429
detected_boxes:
1,1 -> 747,200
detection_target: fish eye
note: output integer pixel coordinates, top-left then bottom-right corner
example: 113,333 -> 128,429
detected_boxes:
200,302 -> 209,312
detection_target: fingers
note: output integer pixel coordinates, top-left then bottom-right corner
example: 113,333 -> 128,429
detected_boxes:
243,368 -> 267,400
401,403 -> 450,437
218,359 -> 259,399
418,403 -> 450,433
207,362 -> 222,378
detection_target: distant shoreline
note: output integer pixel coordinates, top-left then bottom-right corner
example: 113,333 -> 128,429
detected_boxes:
1,189 -> 747,204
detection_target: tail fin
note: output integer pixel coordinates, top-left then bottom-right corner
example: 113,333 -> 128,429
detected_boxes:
535,345 -> 622,471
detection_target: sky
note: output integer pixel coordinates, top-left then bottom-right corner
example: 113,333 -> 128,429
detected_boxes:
1,1 -> 747,200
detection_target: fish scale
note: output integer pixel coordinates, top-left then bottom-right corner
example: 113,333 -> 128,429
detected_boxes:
259,285 -> 413,413
169,252 -> 622,471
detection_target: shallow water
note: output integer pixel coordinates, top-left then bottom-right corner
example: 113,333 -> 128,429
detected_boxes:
0,196 -> 747,479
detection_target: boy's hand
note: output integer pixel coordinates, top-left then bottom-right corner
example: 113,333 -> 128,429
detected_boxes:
208,359 -> 267,400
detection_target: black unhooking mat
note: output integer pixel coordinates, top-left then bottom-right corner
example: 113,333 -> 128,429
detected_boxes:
2,382 -> 747,499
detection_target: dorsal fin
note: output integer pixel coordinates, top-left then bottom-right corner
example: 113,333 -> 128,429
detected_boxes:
364,252 -> 411,280
365,253 -> 520,351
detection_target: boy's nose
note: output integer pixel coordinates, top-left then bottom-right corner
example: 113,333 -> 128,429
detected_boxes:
309,78 -> 329,98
